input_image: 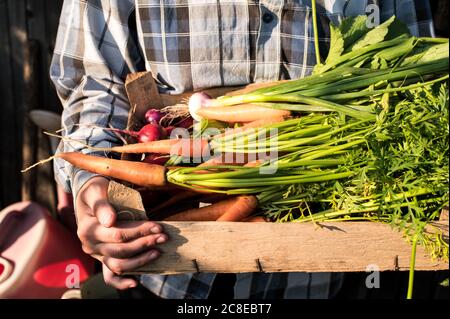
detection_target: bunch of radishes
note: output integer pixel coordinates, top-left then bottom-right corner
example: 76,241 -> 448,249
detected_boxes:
112,108 -> 193,165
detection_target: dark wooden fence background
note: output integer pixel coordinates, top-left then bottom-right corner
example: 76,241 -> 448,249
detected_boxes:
0,0 -> 64,211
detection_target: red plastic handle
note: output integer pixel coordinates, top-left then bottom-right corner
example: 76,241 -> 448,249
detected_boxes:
0,257 -> 13,283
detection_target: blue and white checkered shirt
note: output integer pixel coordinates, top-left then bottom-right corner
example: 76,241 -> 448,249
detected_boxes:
50,0 -> 435,299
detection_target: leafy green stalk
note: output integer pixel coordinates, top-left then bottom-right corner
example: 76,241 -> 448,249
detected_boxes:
311,0 -> 321,65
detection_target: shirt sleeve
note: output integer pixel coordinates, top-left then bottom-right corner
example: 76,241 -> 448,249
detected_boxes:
50,0 -> 143,201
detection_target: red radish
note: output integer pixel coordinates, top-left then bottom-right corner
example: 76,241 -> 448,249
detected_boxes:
137,124 -> 165,143
113,123 -> 165,143
188,92 -> 212,121
143,153 -> 168,165
145,109 -> 163,124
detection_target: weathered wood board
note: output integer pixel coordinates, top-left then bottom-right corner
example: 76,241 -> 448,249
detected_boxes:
108,181 -> 449,274
131,220 -> 448,274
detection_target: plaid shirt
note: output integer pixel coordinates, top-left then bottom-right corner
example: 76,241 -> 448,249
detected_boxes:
50,0 -> 434,299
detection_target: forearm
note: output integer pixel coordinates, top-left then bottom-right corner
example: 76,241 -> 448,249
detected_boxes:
50,0 -> 141,199
55,75 -> 130,196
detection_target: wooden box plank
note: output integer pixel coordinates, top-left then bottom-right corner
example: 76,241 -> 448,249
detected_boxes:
131,220 -> 448,274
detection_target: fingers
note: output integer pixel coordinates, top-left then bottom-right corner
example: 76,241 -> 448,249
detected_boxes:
92,199 -> 116,228
102,264 -> 137,290
96,233 -> 168,259
102,250 -> 160,275
78,176 -> 116,227
75,176 -> 167,278
79,218 -> 164,244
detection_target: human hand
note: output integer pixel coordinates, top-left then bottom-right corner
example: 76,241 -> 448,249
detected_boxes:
75,176 -> 167,289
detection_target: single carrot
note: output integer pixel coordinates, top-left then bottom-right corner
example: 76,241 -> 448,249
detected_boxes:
109,138 -> 210,157
164,197 -> 240,221
55,152 -> 167,188
216,195 -> 259,221
216,116 -> 288,138
239,116 -> 289,127
197,104 -> 291,123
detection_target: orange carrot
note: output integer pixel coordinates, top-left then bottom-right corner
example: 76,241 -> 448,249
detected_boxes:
216,116 -> 288,138
197,104 -> 291,123
109,138 -> 210,157
216,195 -> 259,221
164,197 -> 240,221
55,152 -> 167,188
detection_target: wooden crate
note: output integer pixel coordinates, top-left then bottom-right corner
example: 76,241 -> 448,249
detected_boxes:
112,72 -> 449,275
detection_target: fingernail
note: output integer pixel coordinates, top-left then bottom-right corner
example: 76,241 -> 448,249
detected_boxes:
151,226 -> 161,233
156,236 -> 167,244
128,283 -> 137,289
149,250 -> 159,259
100,214 -> 112,226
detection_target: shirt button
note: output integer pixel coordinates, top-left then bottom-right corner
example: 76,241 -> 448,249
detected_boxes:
262,12 -> 274,23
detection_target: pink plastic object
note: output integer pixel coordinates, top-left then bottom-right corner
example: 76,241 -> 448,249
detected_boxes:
56,186 -> 76,235
0,202 -> 95,298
